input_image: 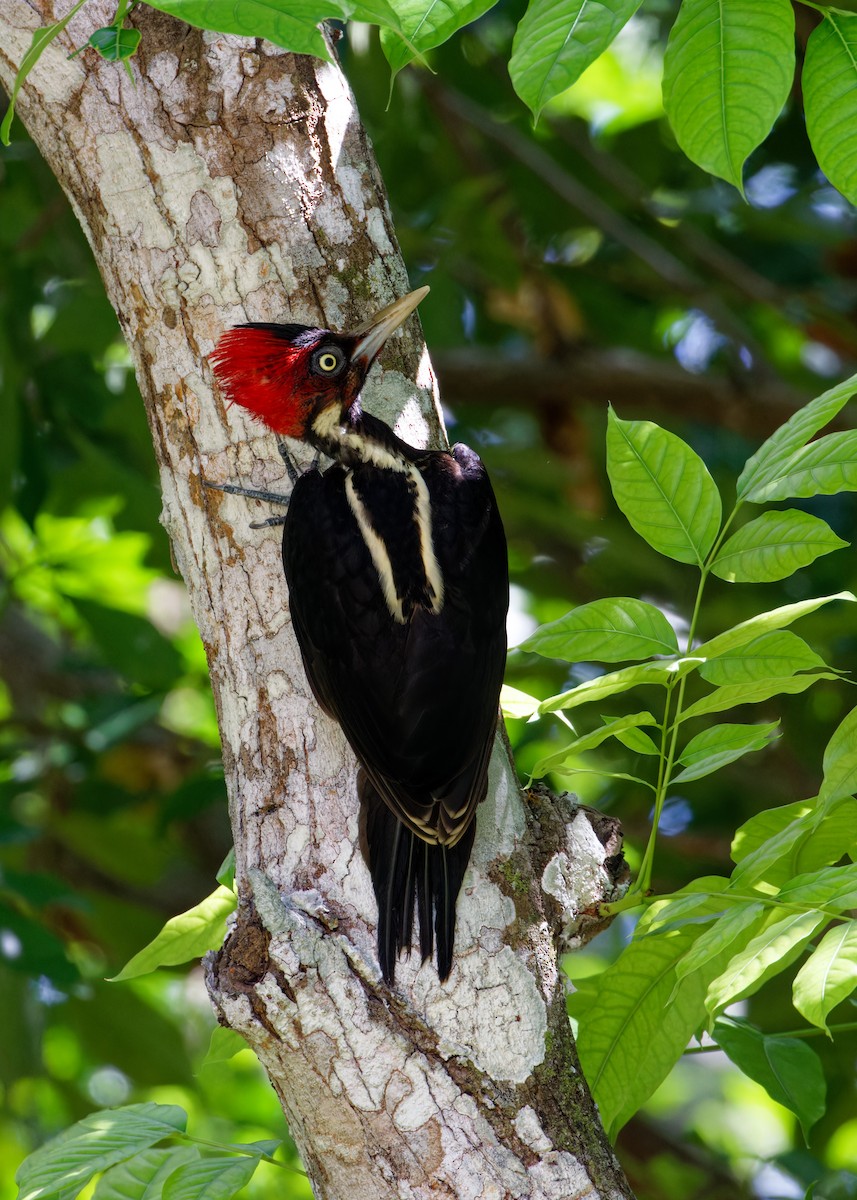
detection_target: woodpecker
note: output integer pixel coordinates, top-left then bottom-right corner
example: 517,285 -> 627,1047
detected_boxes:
209,287 -> 508,982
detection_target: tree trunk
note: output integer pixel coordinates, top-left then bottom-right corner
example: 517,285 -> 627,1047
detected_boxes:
0,5 -> 633,1196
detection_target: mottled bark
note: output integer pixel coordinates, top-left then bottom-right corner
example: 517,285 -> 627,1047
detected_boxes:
1,4 -> 633,1196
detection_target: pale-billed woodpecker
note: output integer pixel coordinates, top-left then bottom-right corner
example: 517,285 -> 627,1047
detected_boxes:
209,287 -> 509,983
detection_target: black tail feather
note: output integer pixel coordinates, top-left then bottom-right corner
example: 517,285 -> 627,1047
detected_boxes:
359,771 -> 475,983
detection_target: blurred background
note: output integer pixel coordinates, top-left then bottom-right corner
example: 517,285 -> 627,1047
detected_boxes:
2,2 -> 857,1197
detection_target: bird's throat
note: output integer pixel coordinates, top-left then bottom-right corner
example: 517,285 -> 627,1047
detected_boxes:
310,405 -> 411,473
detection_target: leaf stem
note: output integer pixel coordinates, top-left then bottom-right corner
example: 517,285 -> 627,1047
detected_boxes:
683,1020 -> 857,1053
629,500 -> 745,897
171,1132 -> 307,1175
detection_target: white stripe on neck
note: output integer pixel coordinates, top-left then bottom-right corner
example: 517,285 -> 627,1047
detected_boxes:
312,407 -> 409,472
344,474 -> 406,624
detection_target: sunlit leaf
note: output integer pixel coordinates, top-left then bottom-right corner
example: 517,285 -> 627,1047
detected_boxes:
747,430 -> 857,503
93,1147 -> 199,1200
532,711 -> 657,776
662,0 -> 794,193
161,1155 -> 259,1200
500,684 -> 541,719
521,597 -> 678,662
110,886 -> 236,982
672,902 -> 766,983
732,795 -> 857,888
609,719 -> 661,755
540,657 -> 702,713
200,1026 -> 249,1069
713,1017 -> 826,1140
672,722 -> 779,783
730,800 -> 823,888
509,0 -> 643,120
216,847 -> 237,890
679,673 -> 840,722
16,1104 -> 188,1200
577,887 -> 733,1138
804,12 -> 857,207
737,373 -> 857,501
710,510 -> 847,583
699,631 -> 829,685
705,911 -> 827,1018
606,409 -> 721,565
820,704 -> 857,803
380,0 -> 498,74
777,863 -> 857,911
793,919 -> 857,1032
692,593 -> 856,663
640,878 -> 731,935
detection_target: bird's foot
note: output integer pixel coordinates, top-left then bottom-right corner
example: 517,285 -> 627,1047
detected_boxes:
276,439 -> 321,483
202,479 -> 291,507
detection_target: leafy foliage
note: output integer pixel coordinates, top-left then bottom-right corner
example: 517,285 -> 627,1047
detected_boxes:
5,0 -> 857,1196
6,0 -> 857,212
517,384 -> 857,1146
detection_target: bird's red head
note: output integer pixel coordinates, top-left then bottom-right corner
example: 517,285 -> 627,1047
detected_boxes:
209,287 -> 429,440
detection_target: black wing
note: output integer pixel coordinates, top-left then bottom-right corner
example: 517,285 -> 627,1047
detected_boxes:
282,444 -> 508,846
282,444 -> 507,980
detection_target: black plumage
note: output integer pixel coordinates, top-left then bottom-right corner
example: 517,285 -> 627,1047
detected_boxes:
283,416 -> 508,981
209,287 -> 508,982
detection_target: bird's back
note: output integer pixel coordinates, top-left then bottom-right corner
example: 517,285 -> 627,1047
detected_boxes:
282,442 -> 508,979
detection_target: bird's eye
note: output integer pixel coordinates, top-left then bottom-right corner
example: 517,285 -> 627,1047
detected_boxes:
313,347 -> 344,375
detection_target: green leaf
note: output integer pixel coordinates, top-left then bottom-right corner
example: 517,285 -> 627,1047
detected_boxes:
713,1017 -> 826,1140
672,722 -> 779,783
380,0 -> 498,75
609,719 -> 661,755
673,902 -> 768,983
813,0 -> 857,12
109,886 -> 237,982
705,911 -> 828,1018
661,0 -> 794,193
161,1156 -> 260,1200
679,672 -> 840,722
200,1026 -> 249,1069
509,0 -> 643,120
87,26 -> 142,61
692,592 -> 856,663
16,1104 -> 188,1200
93,1148 -> 199,1200
143,0 -> 340,60
805,13 -> 857,206
749,431 -> 857,503
606,409 -> 721,565
737,373 -> 857,502
641,877 -> 731,934
730,800 -> 823,888
710,510 -> 847,583
699,631 -> 829,685
820,705 -> 857,804
793,919 -> 857,1032
500,684 -> 541,719
577,887 -> 734,1138
539,656 -> 702,713
1,0 -> 89,146
732,795 -> 857,888
777,863 -> 857,911
216,848 -> 236,890
521,597 -> 679,662
532,711 -> 657,777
